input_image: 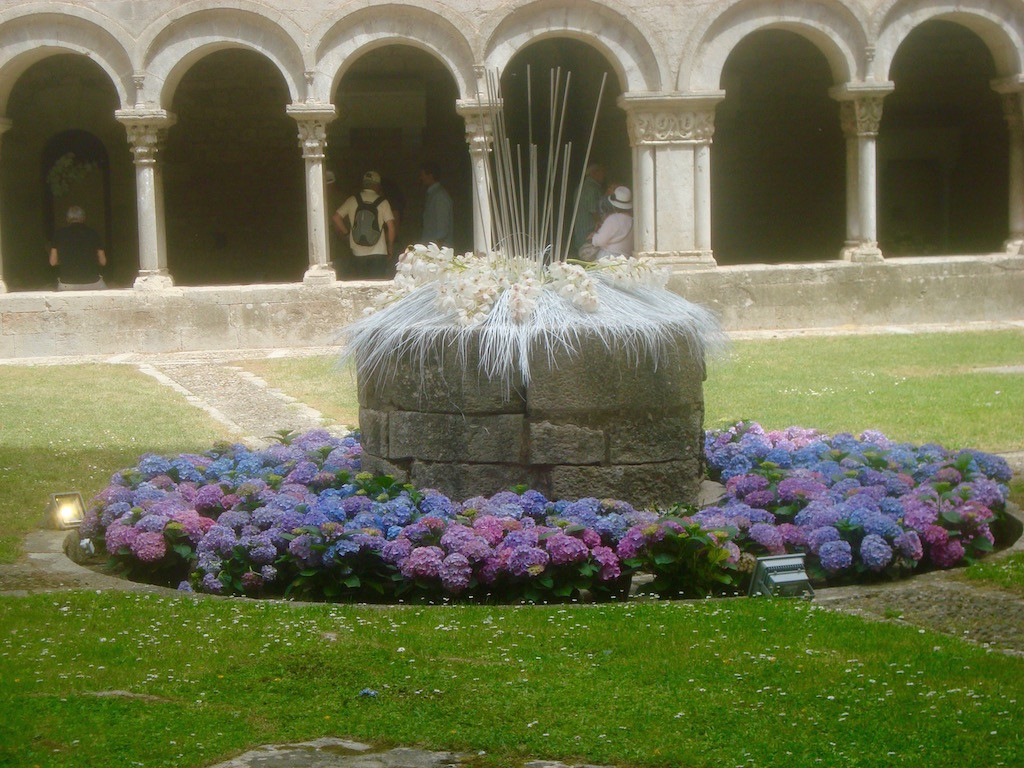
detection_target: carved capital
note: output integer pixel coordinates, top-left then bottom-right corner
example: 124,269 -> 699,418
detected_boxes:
626,108 -> 715,145
295,119 -> 328,159
116,109 -> 176,165
457,99 -> 496,154
840,98 -> 884,137
286,103 -> 336,160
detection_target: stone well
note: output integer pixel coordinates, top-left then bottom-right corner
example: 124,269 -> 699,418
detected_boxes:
357,332 -> 706,508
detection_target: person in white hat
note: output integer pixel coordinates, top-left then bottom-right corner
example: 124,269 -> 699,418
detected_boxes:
585,185 -> 633,259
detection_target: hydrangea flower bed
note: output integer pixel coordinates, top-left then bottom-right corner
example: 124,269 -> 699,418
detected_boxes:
78,423 -> 1013,601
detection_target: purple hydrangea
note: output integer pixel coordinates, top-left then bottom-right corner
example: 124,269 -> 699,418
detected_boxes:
930,538 -> 965,568
806,526 -> 840,554
400,546 -> 445,580
591,546 -> 621,581
859,534 -> 893,571
748,523 -> 786,555
130,531 -> 167,563
545,533 -> 590,565
507,546 -> 549,578
440,553 -> 472,593
818,539 -> 852,573
893,530 -> 923,561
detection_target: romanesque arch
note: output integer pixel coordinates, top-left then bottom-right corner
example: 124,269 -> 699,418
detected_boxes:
683,0 -> 867,91
872,0 -> 1024,81
482,0 -> 664,92
313,4 -> 476,102
141,7 -> 306,107
876,15 -> 1013,255
0,12 -> 132,112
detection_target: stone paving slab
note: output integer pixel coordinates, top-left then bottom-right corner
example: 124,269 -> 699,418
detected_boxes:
202,737 -> 615,768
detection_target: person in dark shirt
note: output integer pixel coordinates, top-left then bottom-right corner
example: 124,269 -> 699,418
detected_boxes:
50,206 -> 106,290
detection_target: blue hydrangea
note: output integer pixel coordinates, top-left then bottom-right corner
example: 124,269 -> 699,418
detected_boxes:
818,539 -> 852,573
325,538 -> 361,564
137,453 -> 173,478
860,534 -> 893,571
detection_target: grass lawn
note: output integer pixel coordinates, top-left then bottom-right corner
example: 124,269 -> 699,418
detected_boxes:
235,330 -> 1024,453
0,365 -> 229,563
2,593 -> 1023,768
2,330 -> 1023,767
704,330 -> 1024,452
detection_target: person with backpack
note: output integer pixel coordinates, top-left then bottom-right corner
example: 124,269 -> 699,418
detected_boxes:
332,170 -> 396,279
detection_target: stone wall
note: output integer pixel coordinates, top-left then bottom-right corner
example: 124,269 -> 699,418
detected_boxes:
357,333 -> 706,508
1,255 -> 1022,359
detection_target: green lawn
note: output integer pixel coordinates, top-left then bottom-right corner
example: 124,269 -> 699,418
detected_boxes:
2,330 -> 1023,768
704,330 -> 1024,452
235,330 -> 1024,453
0,365 -> 228,562
2,593 -> 1023,768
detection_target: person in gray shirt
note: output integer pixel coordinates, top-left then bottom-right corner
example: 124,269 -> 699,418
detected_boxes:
418,162 -> 454,248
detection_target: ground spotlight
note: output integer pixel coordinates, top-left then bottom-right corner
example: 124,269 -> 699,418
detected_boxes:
47,492 -> 85,530
747,554 -> 814,598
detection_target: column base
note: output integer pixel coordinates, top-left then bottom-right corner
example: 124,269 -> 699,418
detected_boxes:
639,250 -> 717,270
302,265 -> 337,286
842,243 -> 884,263
1005,237 -> 1023,256
0,279 -> 6,294
133,272 -> 174,290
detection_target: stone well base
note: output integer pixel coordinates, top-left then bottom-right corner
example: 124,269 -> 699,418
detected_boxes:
357,334 -> 706,508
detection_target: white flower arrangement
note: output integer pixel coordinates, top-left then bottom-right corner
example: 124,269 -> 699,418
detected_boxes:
370,244 -> 665,326
344,242 -> 723,392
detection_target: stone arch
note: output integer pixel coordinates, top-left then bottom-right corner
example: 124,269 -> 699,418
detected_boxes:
141,6 -> 306,107
683,0 -> 867,91
0,11 -> 132,113
482,0 -> 665,92
873,0 -> 1024,81
312,4 -> 476,102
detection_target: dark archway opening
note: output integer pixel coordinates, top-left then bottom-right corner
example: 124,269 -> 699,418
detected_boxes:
42,130 -> 111,248
500,38 -> 630,256
879,20 -> 1007,255
2,54 -> 133,290
328,45 -> 469,276
712,29 -> 845,264
164,49 -> 305,286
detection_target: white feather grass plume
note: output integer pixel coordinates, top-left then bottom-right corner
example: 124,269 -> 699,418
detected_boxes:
341,244 -> 726,394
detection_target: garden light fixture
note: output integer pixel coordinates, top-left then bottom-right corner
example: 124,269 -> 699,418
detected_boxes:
47,491 -> 85,529
747,554 -> 814,598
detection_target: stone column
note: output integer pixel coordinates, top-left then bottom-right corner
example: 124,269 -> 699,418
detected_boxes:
619,94 -> 722,268
287,103 -> 337,285
116,109 -> 176,290
832,85 -> 891,262
839,119 -> 862,257
0,118 -> 12,293
999,92 -> 1024,255
457,100 -> 495,254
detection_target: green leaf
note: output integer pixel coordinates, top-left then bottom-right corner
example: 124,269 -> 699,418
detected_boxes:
652,552 -> 677,566
172,543 -> 194,559
941,508 -> 963,524
972,536 -> 994,552
343,575 -> 361,588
